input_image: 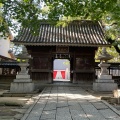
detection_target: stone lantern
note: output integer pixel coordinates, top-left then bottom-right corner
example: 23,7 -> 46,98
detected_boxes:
93,47 -> 117,92
10,46 -> 34,93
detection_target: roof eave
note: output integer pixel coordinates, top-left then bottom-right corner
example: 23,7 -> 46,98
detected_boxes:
13,42 -> 111,47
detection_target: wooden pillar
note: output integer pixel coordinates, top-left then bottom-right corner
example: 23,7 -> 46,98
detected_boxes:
48,71 -> 52,83
73,72 -> 77,83
72,51 -> 77,83
48,53 -> 53,83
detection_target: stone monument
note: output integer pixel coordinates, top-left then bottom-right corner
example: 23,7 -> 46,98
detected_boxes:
93,47 -> 118,92
10,46 -> 34,93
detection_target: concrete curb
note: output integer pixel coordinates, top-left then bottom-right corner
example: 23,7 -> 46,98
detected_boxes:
102,100 -> 120,116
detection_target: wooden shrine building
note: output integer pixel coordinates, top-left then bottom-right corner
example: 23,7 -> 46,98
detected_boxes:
13,20 -> 110,84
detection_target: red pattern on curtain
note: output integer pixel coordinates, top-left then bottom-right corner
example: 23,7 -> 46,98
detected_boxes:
53,71 -> 57,79
61,71 -> 65,79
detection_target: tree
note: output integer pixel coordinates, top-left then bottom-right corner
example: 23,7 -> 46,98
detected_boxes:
0,0 -> 120,53
95,47 -> 120,63
0,0 -> 42,36
44,0 -> 120,53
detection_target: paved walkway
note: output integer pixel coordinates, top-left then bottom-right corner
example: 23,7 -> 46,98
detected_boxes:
21,86 -> 120,120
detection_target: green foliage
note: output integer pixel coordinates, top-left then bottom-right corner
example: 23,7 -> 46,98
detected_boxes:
44,0 -> 120,53
44,0 -> 118,21
0,0 -> 41,35
95,47 -> 120,63
1,0 -> 120,33
0,0 -> 120,53
63,60 -> 70,66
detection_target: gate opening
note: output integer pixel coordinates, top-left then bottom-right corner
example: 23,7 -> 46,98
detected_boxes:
53,59 -> 70,81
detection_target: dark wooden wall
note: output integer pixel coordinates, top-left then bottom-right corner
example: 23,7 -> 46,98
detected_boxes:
26,46 -> 97,83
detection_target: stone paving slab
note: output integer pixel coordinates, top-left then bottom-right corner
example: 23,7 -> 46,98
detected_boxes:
40,110 -> 56,119
44,103 -> 57,110
91,101 -> 108,110
26,114 -> 40,120
99,109 -> 120,119
20,86 -> 120,120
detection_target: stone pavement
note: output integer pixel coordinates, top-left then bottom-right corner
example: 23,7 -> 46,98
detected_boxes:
21,86 -> 120,120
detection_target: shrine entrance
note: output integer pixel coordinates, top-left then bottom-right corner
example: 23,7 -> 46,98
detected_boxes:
53,59 -> 70,82
16,21 -> 110,84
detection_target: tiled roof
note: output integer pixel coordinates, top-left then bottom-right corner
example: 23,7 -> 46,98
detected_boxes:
0,61 -> 19,67
0,55 -> 15,61
13,20 -> 110,47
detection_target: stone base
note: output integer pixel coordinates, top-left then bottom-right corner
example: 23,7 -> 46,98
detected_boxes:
10,82 -> 34,93
93,82 -> 118,92
14,79 -> 32,82
95,79 -> 114,83
98,75 -> 112,79
16,74 -> 30,79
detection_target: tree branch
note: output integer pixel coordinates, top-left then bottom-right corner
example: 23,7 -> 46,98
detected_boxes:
107,38 -> 120,54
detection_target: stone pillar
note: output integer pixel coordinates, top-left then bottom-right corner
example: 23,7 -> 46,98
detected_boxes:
93,47 -> 118,92
93,62 -> 117,92
10,62 -> 34,93
10,46 -> 34,93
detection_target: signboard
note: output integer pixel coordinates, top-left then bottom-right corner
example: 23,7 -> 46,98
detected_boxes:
56,46 -> 69,53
